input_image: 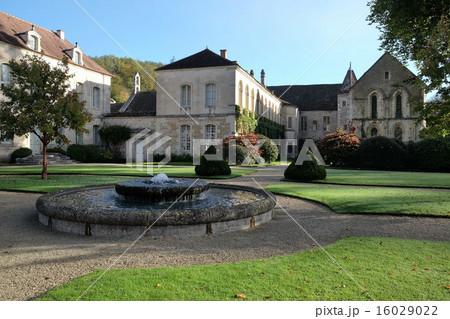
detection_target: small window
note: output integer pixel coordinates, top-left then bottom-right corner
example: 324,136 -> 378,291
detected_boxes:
181,85 -> 191,108
205,84 -> 216,107
323,116 -> 330,131
371,127 -> 378,137
395,127 -> 402,140
342,100 -> 346,107
288,116 -> 293,129
300,116 -> 307,131
1,64 -> 11,86
93,87 -> 100,109
29,35 -> 37,50
180,125 -> 191,152
384,72 -> 389,80
312,120 -> 318,131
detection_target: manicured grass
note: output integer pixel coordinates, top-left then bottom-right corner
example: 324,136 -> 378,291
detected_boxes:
0,175 -> 139,193
265,184 -> 450,217
319,169 -> 450,189
36,237 -> 449,301
0,164 -> 256,179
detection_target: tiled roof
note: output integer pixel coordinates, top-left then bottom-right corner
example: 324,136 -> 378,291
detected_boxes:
268,84 -> 341,111
155,48 -> 237,71
108,91 -> 156,116
0,11 -> 112,76
339,68 -> 357,94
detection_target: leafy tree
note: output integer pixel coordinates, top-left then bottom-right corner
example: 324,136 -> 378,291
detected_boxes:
367,0 -> 450,136
0,55 -> 92,179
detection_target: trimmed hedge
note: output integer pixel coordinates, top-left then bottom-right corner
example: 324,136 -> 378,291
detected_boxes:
195,145 -> 231,176
10,147 -> 32,163
284,151 -> 327,182
357,136 -> 407,170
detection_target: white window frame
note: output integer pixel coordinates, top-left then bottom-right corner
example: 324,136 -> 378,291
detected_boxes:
205,83 -> 216,107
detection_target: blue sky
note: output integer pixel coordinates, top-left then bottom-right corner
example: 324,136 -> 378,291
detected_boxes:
1,0 -> 416,86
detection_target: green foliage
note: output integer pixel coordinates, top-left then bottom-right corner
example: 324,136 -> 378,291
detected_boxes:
195,145 -> 231,176
91,55 -> 163,103
413,137 -> 450,172
0,55 -> 92,178
368,0 -> 450,136
255,117 -> 285,139
316,129 -> 360,166
284,151 -> 326,182
67,145 -> 102,163
235,105 -> 257,134
256,134 -> 279,163
46,147 -> 67,156
358,136 -> 407,170
9,147 -> 32,163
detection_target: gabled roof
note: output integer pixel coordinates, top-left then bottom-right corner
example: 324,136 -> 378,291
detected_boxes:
155,48 -> 237,71
268,84 -> 341,111
0,11 -> 112,76
108,91 -> 156,117
339,67 -> 357,94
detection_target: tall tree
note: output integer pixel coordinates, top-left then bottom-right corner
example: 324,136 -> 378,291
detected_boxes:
0,55 -> 92,179
368,0 -> 450,136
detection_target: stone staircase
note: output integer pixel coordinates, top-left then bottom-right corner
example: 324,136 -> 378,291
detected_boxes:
16,153 -> 79,165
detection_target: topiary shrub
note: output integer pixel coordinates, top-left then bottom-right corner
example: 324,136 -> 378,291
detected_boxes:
284,151 -> 326,182
413,137 -> 450,172
256,134 -> 279,163
10,147 -> 32,163
47,147 -> 67,155
316,129 -> 360,166
67,144 -> 102,162
195,145 -> 231,176
357,136 -> 407,169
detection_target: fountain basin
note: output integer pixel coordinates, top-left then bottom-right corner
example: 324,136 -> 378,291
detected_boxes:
36,183 -> 275,237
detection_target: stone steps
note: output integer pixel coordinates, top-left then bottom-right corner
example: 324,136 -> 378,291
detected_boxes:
16,153 -> 79,165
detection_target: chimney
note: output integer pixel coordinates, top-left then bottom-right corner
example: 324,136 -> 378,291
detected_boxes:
261,69 -> 265,86
56,30 -> 65,40
220,49 -> 227,59
250,69 -> 254,77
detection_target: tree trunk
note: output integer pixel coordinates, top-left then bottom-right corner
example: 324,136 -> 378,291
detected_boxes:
42,143 -> 48,180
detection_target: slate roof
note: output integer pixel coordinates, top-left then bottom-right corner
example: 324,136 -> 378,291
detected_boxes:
0,11 -> 112,76
108,91 -> 156,117
268,84 -> 341,111
339,68 -> 357,93
155,48 -> 238,71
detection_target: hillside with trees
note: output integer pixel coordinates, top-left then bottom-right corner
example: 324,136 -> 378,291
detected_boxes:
91,55 -> 163,103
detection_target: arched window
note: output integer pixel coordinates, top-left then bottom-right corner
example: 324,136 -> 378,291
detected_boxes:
245,85 -> 249,110
371,95 -> 377,119
180,125 -> 191,152
395,94 -> 402,118
205,124 -> 216,140
238,81 -> 243,106
205,84 -> 216,107
371,127 -> 378,137
1,64 -> 11,86
395,127 -> 402,140
181,85 -> 191,108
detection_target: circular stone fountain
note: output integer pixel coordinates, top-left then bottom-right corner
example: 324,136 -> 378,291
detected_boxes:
36,174 -> 275,237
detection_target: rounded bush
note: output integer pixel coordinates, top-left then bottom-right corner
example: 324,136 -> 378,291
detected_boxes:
47,147 -> 67,155
195,145 -> 231,176
284,151 -> 327,182
316,129 -> 360,166
414,137 -> 450,172
358,136 -> 407,169
10,147 -> 32,163
257,134 -> 279,163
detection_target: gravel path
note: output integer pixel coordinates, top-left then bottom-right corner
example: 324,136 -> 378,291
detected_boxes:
0,165 -> 448,300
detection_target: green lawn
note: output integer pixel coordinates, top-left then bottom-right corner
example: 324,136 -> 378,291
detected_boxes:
265,184 -> 450,217
36,237 -> 449,301
318,169 -> 450,189
0,164 -> 256,179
